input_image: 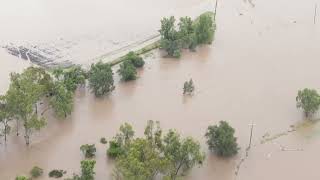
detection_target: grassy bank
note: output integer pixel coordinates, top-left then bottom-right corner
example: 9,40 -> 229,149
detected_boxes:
108,40 -> 160,66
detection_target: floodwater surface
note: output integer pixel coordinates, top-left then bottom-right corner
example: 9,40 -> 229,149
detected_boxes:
1,0 -> 320,179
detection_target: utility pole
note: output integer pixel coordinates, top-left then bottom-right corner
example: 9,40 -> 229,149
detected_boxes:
246,122 -> 255,157
214,0 -> 218,21
314,4 -> 317,24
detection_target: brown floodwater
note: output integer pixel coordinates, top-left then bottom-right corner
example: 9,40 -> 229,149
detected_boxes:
1,0 -> 320,179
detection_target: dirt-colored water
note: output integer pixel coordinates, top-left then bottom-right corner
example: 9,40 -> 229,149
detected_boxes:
1,0 -> 320,179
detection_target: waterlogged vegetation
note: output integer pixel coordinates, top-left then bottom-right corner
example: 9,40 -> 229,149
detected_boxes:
109,121 -> 205,180
159,12 -> 215,58
0,8 -> 317,180
296,88 -> 320,118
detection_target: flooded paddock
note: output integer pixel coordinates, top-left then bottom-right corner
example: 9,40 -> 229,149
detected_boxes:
1,0 -> 320,179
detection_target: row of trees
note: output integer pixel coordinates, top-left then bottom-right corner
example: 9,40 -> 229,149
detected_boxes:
106,120 -> 238,180
0,52 -> 145,145
0,66 -> 86,145
159,12 -> 216,58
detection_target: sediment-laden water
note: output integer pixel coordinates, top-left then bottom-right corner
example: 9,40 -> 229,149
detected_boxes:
1,0 -> 320,179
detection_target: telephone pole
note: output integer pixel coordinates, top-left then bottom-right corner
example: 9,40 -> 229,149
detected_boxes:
314,4 -> 317,24
246,122 -> 256,157
214,0 -> 218,21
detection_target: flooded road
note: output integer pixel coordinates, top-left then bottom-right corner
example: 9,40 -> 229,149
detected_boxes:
1,0 -> 320,179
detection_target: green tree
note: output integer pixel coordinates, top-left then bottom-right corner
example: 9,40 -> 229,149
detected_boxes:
0,95 -> 12,143
296,88 -> 320,117
30,166 -> 43,178
159,16 -> 181,58
115,138 -> 167,180
178,17 -> 195,49
80,160 -> 96,180
49,82 -> 74,118
163,130 -> 205,180
124,52 -> 145,68
48,169 -> 65,178
205,121 -> 239,157
53,66 -> 87,92
183,79 -> 195,95
6,68 -> 47,145
107,123 -> 135,158
107,140 -> 124,158
80,144 -> 96,158
88,61 -> 115,97
194,13 -> 215,44
118,61 -> 137,81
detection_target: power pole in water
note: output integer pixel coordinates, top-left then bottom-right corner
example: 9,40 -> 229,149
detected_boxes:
246,122 -> 256,157
314,4 -> 318,24
214,0 -> 218,21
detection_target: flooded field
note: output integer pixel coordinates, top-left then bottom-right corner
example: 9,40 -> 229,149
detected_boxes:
1,0 -> 320,179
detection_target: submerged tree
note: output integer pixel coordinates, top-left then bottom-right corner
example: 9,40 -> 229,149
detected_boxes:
194,13 -> 215,44
88,61 -> 115,97
5,67 -> 48,145
205,121 -> 239,157
159,13 -> 216,58
49,82 -> 74,118
112,121 -> 205,180
0,95 -> 12,143
163,130 -> 205,179
53,66 -> 87,92
296,88 -> 320,118
117,61 -> 137,81
183,79 -> 195,95
124,51 -> 145,68
159,16 -> 181,58
80,144 -> 96,158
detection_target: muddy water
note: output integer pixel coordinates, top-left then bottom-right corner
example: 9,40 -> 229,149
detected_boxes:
1,0 -> 320,179
0,0 -> 212,66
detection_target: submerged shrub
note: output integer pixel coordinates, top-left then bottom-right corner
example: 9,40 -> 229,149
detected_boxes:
107,140 -> 124,158
30,166 -> 43,178
88,61 -> 115,97
100,137 -> 108,144
124,52 -> 145,68
183,79 -> 195,95
117,61 -> 137,81
48,169 -> 65,178
205,121 -> 239,157
296,88 -> 320,118
15,176 -> 30,180
80,144 -> 96,158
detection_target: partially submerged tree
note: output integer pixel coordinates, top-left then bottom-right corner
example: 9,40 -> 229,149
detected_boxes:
159,12 -> 216,58
118,61 -> 137,81
163,130 -> 205,179
48,169 -> 65,178
80,160 -> 96,180
124,52 -> 145,68
30,166 -> 43,178
53,66 -> 87,92
112,121 -> 205,180
205,121 -> 239,157
159,16 -> 181,58
296,88 -> 320,118
49,82 -> 74,118
5,67 -> 47,145
0,95 -> 12,143
194,12 -> 215,44
80,144 -> 96,158
183,79 -> 195,95
107,123 -> 134,158
88,61 -> 115,97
